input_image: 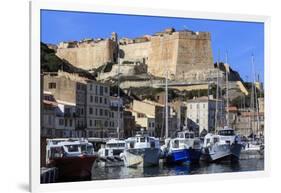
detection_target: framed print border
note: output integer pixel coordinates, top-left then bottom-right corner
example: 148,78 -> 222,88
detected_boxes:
30,0 -> 271,192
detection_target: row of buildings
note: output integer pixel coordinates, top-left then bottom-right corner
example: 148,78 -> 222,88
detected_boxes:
42,71 -> 128,138
41,71 -> 264,139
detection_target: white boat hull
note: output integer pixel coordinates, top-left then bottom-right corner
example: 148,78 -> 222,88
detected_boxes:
202,143 -> 242,162
122,148 -> 160,167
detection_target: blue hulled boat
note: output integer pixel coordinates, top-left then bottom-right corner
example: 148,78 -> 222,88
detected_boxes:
177,130 -> 202,163
162,130 -> 202,164
163,138 -> 190,164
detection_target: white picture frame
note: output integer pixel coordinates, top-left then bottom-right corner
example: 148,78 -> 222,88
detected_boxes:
30,0 -> 271,192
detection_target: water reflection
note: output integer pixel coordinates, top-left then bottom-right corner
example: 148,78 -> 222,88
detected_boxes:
91,158 -> 264,181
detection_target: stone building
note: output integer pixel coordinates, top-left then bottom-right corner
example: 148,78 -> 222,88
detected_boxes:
109,96 -> 124,138
55,28 -> 213,80
43,71 -> 88,131
130,109 -> 156,137
232,111 -> 264,137
171,101 -> 187,131
185,96 -> 225,135
258,97 -> 264,113
132,99 -> 177,137
42,91 -> 84,138
86,80 -> 111,138
123,109 -> 136,138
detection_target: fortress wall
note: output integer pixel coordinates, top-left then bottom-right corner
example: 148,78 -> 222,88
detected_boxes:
54,30 -> 214,80
148,33 -> 179,78
119,41 -> 150,62
56,40 -> 116,70
176,32 -> 213,76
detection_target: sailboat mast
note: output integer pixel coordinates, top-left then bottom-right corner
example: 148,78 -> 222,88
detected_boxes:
214,51 -> 220,132
117,44 -> 120,139
252,55 -> 260,135
225,53 -> 229,127
165,51 -> 169,139
250,54 -> 255,135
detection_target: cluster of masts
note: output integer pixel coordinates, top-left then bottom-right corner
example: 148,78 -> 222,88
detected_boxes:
161,50 -> 261,137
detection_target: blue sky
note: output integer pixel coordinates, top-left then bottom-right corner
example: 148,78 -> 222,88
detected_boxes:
41,10 -> 264,82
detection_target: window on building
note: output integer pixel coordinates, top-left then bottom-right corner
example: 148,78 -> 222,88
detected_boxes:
95,85 -> 98,94
152,122 -> 155,128
104,98 -> 107,105
64,119 -> 68,127
89,119 -> 92,127
59,119 -> 64,126
95,108 -> 98,116
90,95 -> 93,103
104,87 -> 108,94
89,107 -> 93,115
105,109 -> 108,116
69,119 -> 73,127
48,82 -> 56,89
100,109 -> 103,116
100,86 -> 103,96
100,97 -> 103,104
95,96 -> 98,103
48,116 -> 52,125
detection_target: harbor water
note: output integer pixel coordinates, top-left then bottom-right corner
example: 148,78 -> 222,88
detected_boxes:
91,158 -> 264,181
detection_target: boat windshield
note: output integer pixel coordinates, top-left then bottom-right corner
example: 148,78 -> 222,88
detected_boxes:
86,144 -> 93,154
139,137 -> 146,143
65,145 -> 79,153
50,147 -> 64,159
185,133 -> 194,139
81,144 -> 93,154
106,143 -> 125,148
218,130 -> 234,136
172,140 -> 180,148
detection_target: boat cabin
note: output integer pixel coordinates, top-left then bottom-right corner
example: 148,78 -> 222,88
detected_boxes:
177,130 -> 195,139
98,139 -> 126,157
125,134 -> 160,149
46,139 -> 93,163
218,128 -> 235,136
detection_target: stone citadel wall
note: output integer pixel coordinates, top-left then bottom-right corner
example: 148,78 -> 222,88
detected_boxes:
55,29 -> 214,79
56,39 -> 117,70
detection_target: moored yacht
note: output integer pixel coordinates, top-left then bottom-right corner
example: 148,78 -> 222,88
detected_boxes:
162,130 -> 201,164
201,127 -> 243,162
97,139 -> 126,166
46,138 -> 97,181
120,129 -> 161,167
177,130 -> 202,163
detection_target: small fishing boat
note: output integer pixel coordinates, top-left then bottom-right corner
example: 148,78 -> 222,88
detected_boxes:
162,130 -> 201,164
97,139 -> 125,167
121,129 -> 161,167
201,127 -> 243,162
46,138 -> 97,181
